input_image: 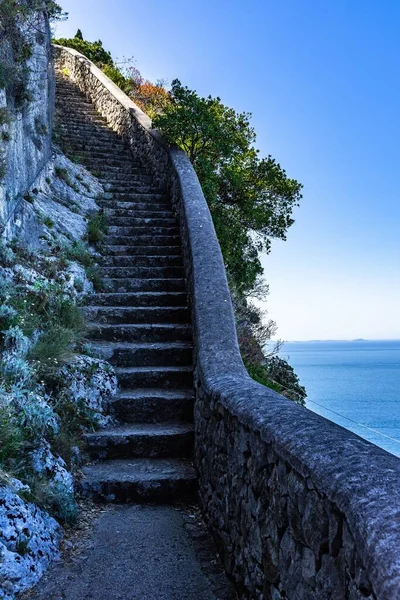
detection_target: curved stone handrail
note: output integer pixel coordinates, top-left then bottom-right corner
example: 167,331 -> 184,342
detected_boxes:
54,45 -> 400,600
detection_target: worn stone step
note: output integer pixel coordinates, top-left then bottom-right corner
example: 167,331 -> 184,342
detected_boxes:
110,188 -> 166,197
107,227 -> 179,238
81,458 -> 197,503
103,245 -> 181,257
98,174 -> 153,185
101,202 -> 171,212
107,217 -> 176,227
112,388 -> 194,423
115,366 -> 193,389
87,323 -> 191,343
100,195 -> 168,203
84,306 -> 189,324
82,158 -> 144,170
99,255 -> 183,267
55,112 -> 109,125
85,292 -> 188,307
105,235 -> 181,246
84,423 -> 194,460
57,129 -> 122,143
105,210 -> 174,221
90,341 -> 192,367
85,163 -> 146,176
100,266 -> 184,279
102,278 -> 185,293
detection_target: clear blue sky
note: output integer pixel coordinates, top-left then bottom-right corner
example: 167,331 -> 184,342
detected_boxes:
55,0 -> 400,341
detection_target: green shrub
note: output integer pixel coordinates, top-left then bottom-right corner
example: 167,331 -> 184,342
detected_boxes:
63,240 -> 93,267
0,107 -> 10,126
87,211 -> 108,245
0,409 -> 25,474
85,265 -> 103,291
27,476 -> 78,525
54,165 -> 72,186
43,216 -> 54,228
28,325 -> 75,365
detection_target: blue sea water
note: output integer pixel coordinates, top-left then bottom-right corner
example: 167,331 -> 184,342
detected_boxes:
278,340 -> 400,457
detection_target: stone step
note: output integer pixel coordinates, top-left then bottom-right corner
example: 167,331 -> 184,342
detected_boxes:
101,202 -> 171,212
100,193 -> 167,204
105,210 -> 174,220
102,278 -> 185,293
85,291 -> 188,307
107,217 -> 177,227
107,216 -> 176,226
81,458 -> 197,503
84,423 -> 194,460
102,245 -> 181,258
98,174 -> 153,185
84,305 -> 189,324
56,129 -> 122,143
90,341 -> 192,367
105,235 -> 181,246
82,158 -> 145,170
55,113 -> 109,126
107,226 -> 179,238
84,163 -> 145,175
100,266 -> 184,279
99,255 -> 182,267
55,103 -> 99,113
115,366 -> 193,389
112,388 -> 194,423
87,323 -> 191,343
109,188 -> 166,197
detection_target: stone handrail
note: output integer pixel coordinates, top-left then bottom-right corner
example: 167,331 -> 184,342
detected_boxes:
54,44 -> 400,600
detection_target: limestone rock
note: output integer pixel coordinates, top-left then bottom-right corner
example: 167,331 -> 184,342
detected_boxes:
0,484 -> 61,600
58,355 -> 118,426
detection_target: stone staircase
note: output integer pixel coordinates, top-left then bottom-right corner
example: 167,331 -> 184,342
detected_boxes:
55,73 -> 197,503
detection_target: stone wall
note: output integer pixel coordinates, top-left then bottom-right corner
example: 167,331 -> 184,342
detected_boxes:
53,45 -> 400,600
0,10 -> 54,238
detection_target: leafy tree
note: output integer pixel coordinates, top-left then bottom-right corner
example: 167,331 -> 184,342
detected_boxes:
54,34 -> 113,66
154,80 -> 303,295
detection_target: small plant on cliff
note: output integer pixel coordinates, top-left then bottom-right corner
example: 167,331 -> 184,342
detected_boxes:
87,210 -> 108,245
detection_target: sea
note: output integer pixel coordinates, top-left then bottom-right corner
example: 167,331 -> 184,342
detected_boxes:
278,340 -> 400,457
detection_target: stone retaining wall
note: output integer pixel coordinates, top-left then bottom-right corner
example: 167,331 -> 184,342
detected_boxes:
54,45 -> 400,600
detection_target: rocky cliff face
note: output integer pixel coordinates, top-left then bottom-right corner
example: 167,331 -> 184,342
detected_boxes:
0,7 -> 54,237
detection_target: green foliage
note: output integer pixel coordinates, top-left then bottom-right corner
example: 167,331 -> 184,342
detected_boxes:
265,356 -> 307,405
154,80 -> 303,295
43,216 -> 54,228
243,360 -> 281,392
0,409 -> 25,474
53,34 -> 113,66
87,210 -> 108,245
85,265 -> 103,291
54,165 -> 72,186
0,108 -> 10,126
63,240 -> 93,267
27,476 -> 77,525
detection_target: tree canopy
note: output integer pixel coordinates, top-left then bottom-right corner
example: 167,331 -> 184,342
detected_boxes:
154,80 -> 303,294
